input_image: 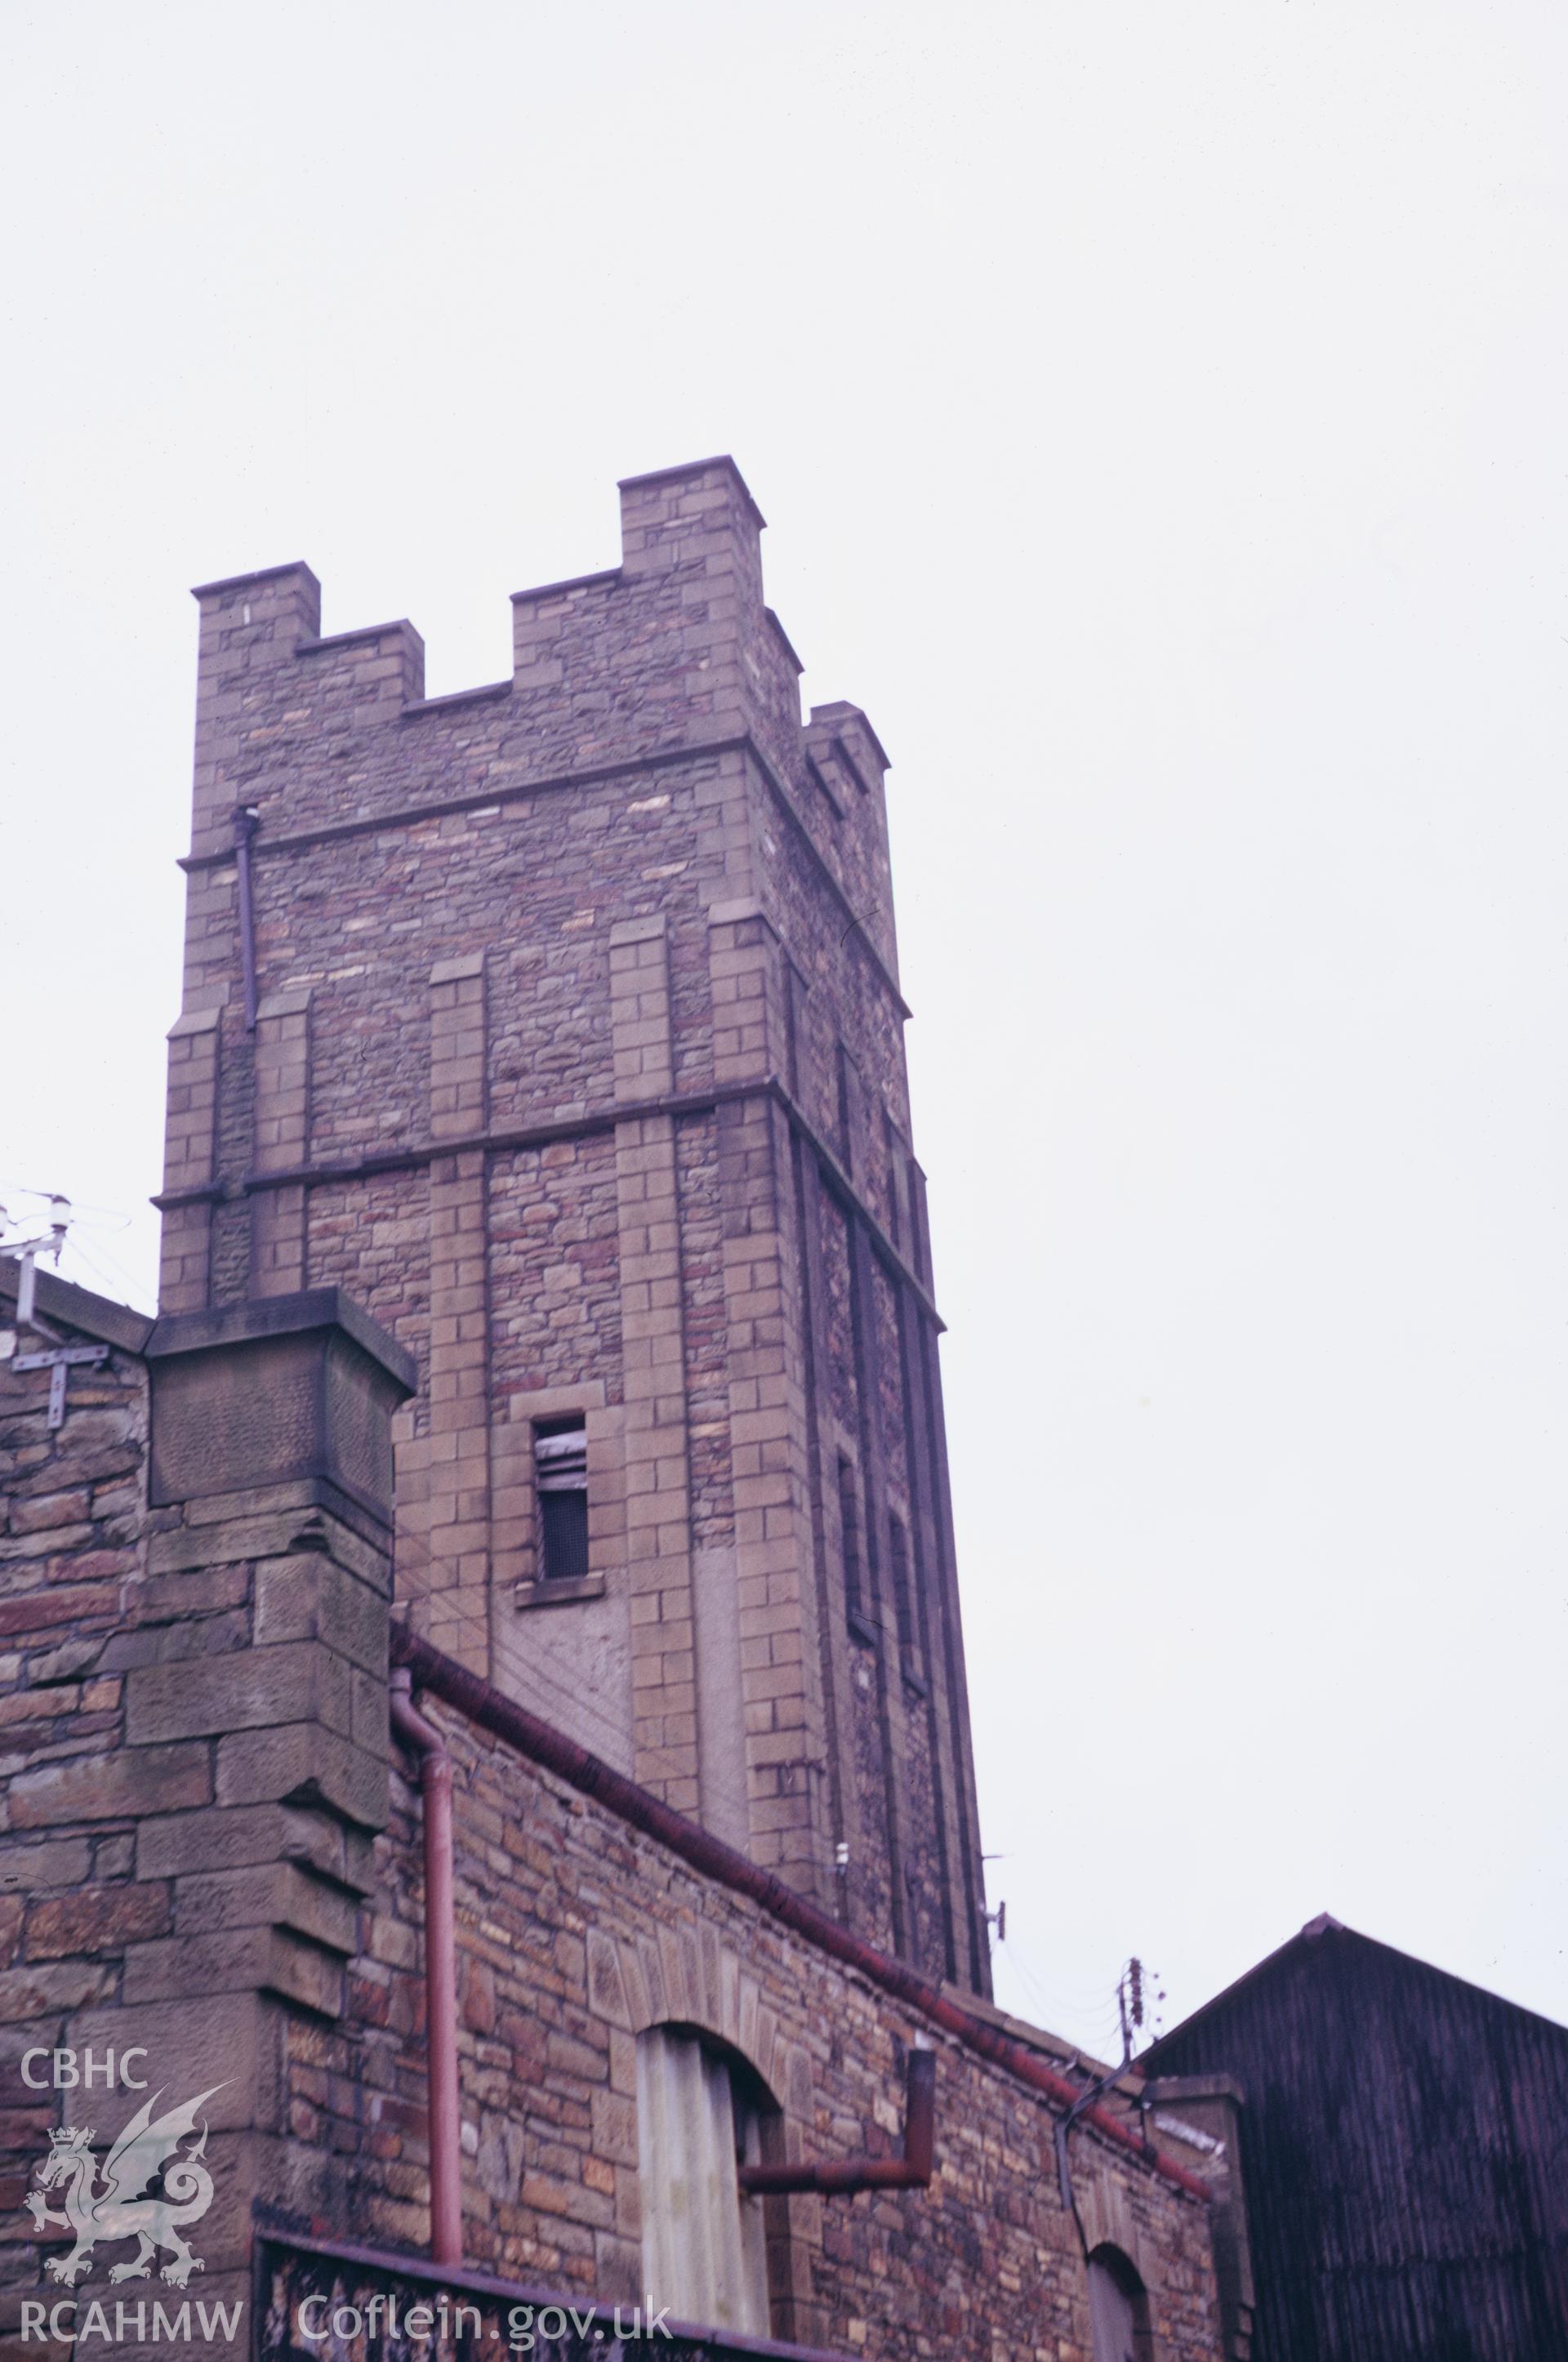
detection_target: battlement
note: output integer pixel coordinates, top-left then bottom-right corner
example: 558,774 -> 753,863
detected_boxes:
184,462 -> 894,970
191,459 -> 770,760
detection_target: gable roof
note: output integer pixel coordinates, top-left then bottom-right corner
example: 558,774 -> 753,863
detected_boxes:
1143,1913 -> 1568,2067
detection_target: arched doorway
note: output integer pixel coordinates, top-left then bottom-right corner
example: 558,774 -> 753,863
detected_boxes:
636,2023 -> 783,2335
1087,2242 -> 1152,2362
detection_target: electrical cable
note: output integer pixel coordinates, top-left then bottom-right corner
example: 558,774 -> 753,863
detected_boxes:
53,1231 -> 156,1315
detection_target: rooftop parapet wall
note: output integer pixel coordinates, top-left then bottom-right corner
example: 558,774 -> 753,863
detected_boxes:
184,461 -> 897,983
799,704 -> 898,987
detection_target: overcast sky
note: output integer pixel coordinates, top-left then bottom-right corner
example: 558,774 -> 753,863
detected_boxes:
3,0 -> 1565,2062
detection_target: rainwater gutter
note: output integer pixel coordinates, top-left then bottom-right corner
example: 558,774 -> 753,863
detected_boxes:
389,1665 -> 463,2266
389,1626 -> 1209,2205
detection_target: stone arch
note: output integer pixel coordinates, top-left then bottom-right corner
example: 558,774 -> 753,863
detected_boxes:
1076,2165 -> 1162,2296
586,1927 -> 813,2337
584,1923 -> 807,2110
1085,2239 -> 1157,2362
638,2013 -> 805,2338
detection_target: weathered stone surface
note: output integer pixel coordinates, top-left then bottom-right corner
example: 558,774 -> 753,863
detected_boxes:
9,1742 -> 212,1829
173,1861 -> 359,1955
122,1924 -> 343,2018
131,1561 -> 252,1618
136,1801 -> 359,1885
215,1721 -> 386,1832
24,1882 -> 172,1959
0,1957 -> 114,2020
125,1642 -> 350,1746
252,1554 -> 388,1673
147,1295 -> 412,1522
0,1835 -> 92,1892
26,1638 -> 105,1686
67,1992 -> 281,2132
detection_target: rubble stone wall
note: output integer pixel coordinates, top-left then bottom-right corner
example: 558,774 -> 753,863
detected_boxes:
0,1277 -> 1227,2362
325,1682 -> 1224,2361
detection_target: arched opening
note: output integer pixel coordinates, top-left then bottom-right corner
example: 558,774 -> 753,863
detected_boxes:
1087,2242 -> 1153,2362
635,2023 -> 787,2337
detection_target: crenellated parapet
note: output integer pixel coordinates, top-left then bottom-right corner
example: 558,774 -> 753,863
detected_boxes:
185,461 -> 895,974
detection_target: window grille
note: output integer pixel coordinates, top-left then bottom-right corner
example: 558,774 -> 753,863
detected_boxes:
534,1418 -> 589,1582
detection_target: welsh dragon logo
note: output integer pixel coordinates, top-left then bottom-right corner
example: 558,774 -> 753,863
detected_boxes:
25,2084 -> 225,2287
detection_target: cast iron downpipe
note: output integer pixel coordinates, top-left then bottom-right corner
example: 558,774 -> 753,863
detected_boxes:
738,2049 -> 935,2197
233,805 -> 261,1032
1055,2046 -> 1133,2257
389,1667 -> 463,2267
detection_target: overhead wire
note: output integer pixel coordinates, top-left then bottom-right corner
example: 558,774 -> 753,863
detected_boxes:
0,1188 -> 156,1317
53,1229 -> 156,1315
389,1523 -> 655,1774
0,1174 -> 136,1214
996,1934 -> 1134,2053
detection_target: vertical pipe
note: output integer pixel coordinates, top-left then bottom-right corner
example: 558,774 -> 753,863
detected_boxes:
791,1133 -> 852,1920
234,805 -> 261,1032
390,1668 -> 463,2266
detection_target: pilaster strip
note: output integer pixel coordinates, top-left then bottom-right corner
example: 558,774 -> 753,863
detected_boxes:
610,918 -> 700,1812
406,955 -> 492,1673
157,1005 -> 223,1312
251,989 -> 312,1296
710,909 -> 832,1888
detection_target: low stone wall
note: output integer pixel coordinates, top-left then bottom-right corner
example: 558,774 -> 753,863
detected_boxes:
319,1683 -> 1222,2360
0,1272 -> 1225,2362
256,2231 -> 850,2362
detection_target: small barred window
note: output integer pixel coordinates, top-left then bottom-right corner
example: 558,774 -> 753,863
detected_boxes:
534,1417 -> 589,1582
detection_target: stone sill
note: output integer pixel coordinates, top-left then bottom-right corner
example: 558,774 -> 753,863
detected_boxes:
514,1571 -> 607,1611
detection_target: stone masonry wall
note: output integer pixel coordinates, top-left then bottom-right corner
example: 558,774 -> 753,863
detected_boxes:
0,1301 -> 150,2065
0,1272 -> 1230,2362
161,458 -> 989,1992
0,1275 -> 407,2362
304,1682 -> 1225,2362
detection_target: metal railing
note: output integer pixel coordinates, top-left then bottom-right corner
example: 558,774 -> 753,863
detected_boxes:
255,2231 -> 853,2362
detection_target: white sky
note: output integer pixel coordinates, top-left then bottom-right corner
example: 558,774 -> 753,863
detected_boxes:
3,1 -> 1565,2061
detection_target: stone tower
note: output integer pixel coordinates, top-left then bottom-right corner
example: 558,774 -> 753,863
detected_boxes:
157,458 -> 990,1992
